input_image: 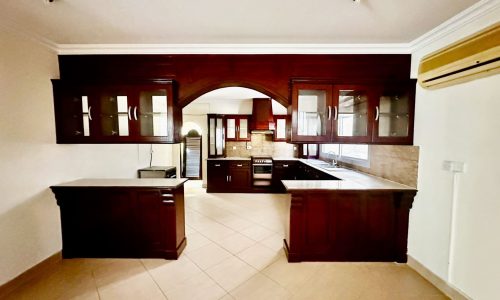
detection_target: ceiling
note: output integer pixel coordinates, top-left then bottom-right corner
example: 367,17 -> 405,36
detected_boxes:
0,0 -> 480,45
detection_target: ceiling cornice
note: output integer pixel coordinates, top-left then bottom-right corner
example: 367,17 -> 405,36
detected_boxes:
408,0 -> 500,53
56,43 -> 411,55
1,0 -> 496,56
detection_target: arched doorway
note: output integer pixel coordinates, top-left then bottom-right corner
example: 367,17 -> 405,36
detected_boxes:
181,123 -> 203,179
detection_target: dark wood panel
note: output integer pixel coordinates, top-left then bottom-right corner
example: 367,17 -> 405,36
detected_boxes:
58,54 -> 412,108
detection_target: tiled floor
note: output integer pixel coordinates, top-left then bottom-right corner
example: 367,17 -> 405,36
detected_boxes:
6,180 -> 448,299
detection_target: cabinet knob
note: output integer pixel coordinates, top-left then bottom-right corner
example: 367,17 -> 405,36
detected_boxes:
161,193 -> 174,198
162,199 -> 174,204
237,164 -> 243,167
283,164 -> 289,167
215,164 -> 221,167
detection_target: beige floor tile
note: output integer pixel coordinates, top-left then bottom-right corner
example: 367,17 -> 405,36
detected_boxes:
142,256 -> 204,292
216,232 -> 257,254
220,293 -> 236,300
205,256 -> 258,291
237,243 -> 283,270
183,231 -> 213,254
97,272 -> 166,300
262,255 -> 322,294
229,273 -> 291,300
186,242 -> 233,270
216,215 -> 255,231
259,233 -> 286,251
239,224 -> 275,241
197,221 -> 235,241
164,271 -> 226,300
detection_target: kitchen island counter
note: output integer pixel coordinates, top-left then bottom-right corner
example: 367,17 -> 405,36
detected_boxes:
51,178 -> 187,260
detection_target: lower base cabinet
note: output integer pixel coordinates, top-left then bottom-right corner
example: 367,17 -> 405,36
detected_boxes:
52,185 -> 186,259
284,190 -> 415,263
207,160 -> 251,192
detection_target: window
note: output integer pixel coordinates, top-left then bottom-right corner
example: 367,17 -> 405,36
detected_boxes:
321,144 -> 369,167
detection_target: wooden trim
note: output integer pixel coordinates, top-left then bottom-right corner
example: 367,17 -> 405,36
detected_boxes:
0,251 -> 62,298
407,255 -> 471,300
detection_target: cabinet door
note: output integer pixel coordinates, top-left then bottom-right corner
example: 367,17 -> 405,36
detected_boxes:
52,81 -> 98,143
137,86 -> 169,137
291,83 -> 333,142
225,116 -> 237,141
208,114 -> 225,157
207,160 -> 228,192
237,116 -> 250,141
372,83 -> 415,145
333,85 -> 373,143
97,85 -> 132,139
273,116 -> 287,141
229,163 -> 251,191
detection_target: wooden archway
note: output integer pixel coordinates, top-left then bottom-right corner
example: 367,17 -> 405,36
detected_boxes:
178,80 -> 289,108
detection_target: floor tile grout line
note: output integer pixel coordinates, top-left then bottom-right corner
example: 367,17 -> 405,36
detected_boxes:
139,259 -> 169,300
90,269 -> 103,300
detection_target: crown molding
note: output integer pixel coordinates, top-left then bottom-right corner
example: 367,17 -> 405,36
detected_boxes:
56,43 -> 411,55
409,0 -> 500,53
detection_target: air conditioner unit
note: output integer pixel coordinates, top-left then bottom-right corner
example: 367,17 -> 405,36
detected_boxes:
418,22 -> 500,89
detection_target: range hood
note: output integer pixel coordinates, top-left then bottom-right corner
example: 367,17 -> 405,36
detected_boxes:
251,98 -> 275,134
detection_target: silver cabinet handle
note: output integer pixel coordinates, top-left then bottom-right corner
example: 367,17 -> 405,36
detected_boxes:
334,106 -> 338,121
215,164 -> 221,167
229,175 -> 231,181
161,193 -> 174,198
128,106 -> 132,120
237,164 -> 243,167
328,106 -> 332,120
162,200 -> 174,204
88,106 -> 93,121
133,106 -> 138,121
283,164 -> 289,167
375,106 -> 380,121
226,175 -> 229,182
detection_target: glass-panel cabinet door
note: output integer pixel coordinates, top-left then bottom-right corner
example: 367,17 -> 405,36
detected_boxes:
226,117 -> 236,140
138,89 -> 169,137
238,118 -> 249,140
334,85 -> 371,143
291,83 -> 332,142
99,90 -> 130,137
273,116 -> 286,141
373,84 -> 414,144
208,114 -> 225,157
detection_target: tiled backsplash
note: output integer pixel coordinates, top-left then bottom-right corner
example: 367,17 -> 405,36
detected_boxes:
329,145 -> 419,188
226,134 -> 296,157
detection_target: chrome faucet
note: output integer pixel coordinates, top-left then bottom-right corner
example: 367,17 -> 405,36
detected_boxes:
331,159 -> 337,167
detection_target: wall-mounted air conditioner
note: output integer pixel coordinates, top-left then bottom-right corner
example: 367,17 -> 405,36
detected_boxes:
418,22 -> 500,89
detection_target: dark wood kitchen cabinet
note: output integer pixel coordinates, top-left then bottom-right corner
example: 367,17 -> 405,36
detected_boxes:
289,80 -> 416,145
273,115 -> 287,141
272,160 -> 299,192
50,179 -> 187,259
225,115 -> 251,141
207,160 -> 251,192
285,190 -> 415,262
52,79 -> 181,144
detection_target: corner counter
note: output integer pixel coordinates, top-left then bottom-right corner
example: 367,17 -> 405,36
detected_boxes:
51,178 -> 188,260
280,160 -> 417,264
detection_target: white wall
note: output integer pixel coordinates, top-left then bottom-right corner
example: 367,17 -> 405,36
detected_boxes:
409,6 -> 500,299
0,27 -> 155,284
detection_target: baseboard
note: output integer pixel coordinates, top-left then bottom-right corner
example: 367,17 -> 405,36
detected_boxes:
407,255 -> 471,300
0,251 -> 62,298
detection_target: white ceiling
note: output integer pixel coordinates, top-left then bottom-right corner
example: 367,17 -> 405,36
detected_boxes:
0,0 -> 481,45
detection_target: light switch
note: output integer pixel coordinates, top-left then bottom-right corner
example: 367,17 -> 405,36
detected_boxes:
442,160 -> 465,173
232,146 -> 237,150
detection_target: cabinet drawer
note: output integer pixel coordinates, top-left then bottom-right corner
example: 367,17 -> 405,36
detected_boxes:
274,161 -> 297,168
208,161 -> 227,168
229,161 -> 250,168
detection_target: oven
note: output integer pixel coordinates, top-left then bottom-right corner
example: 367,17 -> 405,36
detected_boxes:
252,156 -> 273,186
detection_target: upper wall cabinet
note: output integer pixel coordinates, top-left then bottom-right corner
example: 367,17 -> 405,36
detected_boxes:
225,115 -> 251,142
289,80 -> 416,145
208,114 -> 225,158
290,83 -> 333,143
52,80 -> 181,144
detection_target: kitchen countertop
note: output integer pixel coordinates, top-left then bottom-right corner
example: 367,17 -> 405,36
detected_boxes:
51,178 -> 188,189
283,159 -> 416,191
207,157 -> 251,160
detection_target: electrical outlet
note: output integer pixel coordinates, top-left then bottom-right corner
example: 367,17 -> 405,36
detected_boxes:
246,145 -> 252,150
232,146 -> 236,150
442,160 -> 466,173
